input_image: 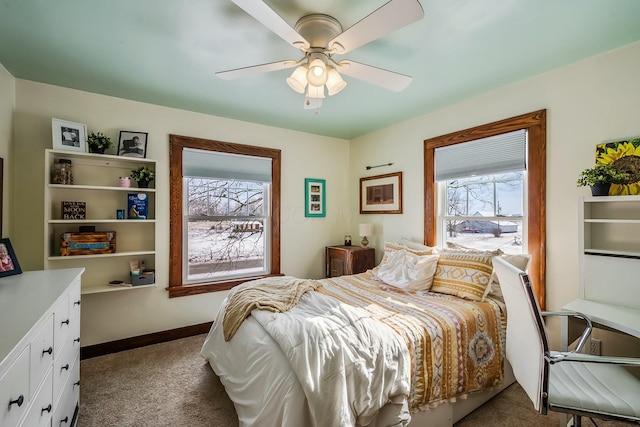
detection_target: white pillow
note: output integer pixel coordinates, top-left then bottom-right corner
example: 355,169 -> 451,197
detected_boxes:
400,237 -> 434,252
374,249 -> 439,291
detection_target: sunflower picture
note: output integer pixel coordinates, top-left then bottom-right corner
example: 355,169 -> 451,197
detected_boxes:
595,138 -> 640,195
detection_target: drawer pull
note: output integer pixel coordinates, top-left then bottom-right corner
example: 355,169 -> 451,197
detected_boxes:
41,404 -> 52,414
74,300 -> 81,306
74,337 -> 80,343
43,346 -> 53,355
9,394 -> 24,407
74,381 -> 80,387
60,416 -> 69,424
61,319 -> 70,326
61,363 -> 70,371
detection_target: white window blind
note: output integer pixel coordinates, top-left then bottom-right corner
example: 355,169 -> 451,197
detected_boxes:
182,148 -> 272,182
435,129 -> 527,181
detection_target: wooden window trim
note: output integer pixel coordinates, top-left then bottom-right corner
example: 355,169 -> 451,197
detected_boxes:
424,110 -> 547,308
168,134 -> 281,298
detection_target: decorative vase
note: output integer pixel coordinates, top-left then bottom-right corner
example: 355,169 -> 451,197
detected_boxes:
137,180 -> 150,188
119,177 -> 131,188
89,146 -> 106,154
590,183 -> 611,196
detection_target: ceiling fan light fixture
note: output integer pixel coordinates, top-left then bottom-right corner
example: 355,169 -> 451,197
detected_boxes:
306,57 -> 328,87
306,84 -> 325,99
286,64 -> 308,94
326,68 -> 346,96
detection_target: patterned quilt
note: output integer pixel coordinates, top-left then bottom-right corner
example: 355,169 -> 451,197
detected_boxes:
317,272 -> 506,411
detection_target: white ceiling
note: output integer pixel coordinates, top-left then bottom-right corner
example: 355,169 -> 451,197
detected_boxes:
0,0 -> 639,139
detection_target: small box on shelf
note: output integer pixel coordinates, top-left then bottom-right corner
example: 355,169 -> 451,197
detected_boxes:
131,270 -> 155,286
60,231 -> 116,256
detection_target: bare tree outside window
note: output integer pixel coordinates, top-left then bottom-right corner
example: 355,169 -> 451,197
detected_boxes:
186,178 -> 268,282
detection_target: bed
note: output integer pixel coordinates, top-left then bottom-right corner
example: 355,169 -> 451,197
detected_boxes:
201,243 -> 524,426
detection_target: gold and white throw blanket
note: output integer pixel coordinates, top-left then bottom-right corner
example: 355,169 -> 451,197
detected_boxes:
222,276 -> 320,341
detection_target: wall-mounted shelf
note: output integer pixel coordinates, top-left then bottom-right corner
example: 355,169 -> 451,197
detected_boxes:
44,149 -> 158,293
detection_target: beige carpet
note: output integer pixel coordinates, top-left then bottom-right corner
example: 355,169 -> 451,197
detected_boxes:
79,334 -> 636,427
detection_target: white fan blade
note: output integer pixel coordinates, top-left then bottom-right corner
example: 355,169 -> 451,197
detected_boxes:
337,60 -> 412,92
216,60 -> 298,80
231,0 -> 310,50
329,0 -> 424,54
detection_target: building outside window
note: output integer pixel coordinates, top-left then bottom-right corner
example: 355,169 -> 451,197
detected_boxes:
440,171 -> 524,253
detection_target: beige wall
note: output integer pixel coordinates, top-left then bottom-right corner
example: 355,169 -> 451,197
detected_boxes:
12,82 -> 351,346
5,41 -> 640,348
350,40 -> 640,348
0,63 -> 14,237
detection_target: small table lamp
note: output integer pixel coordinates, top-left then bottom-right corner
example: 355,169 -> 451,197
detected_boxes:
359,223 -> 373,247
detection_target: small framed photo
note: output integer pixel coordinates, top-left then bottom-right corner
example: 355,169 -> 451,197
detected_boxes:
118,131 -> 148,158
360,171 -> 403,214
0,238 -> 22,277
305,178 -> 326,218
51,118 -> 87,152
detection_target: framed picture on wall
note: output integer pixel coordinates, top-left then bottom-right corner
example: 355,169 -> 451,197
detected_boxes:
0,238 -> 22,277
51,118 -> 87,152
360,171 -> 403,214
118,131 -> 148,158
305,178 -> 326,218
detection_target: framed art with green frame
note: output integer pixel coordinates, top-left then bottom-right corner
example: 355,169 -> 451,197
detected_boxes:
305,178 -> 326,217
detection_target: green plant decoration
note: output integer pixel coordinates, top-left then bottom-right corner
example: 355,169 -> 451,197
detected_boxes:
87,131 -> 113,152
130,166 -> 155,183
576,164 -> 629,187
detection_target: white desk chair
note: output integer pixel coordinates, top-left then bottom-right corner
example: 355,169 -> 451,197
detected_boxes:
492,257 -> 640,426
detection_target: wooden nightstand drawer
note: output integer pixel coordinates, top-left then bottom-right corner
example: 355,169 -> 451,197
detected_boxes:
326,245 -> 375,277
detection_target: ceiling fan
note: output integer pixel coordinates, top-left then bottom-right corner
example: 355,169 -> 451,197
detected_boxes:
216,0 -> 424,110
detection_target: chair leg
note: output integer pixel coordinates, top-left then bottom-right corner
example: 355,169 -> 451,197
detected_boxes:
574,415 -> 582,427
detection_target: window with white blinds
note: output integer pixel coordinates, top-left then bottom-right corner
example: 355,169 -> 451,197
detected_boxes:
435,129 -> 527,181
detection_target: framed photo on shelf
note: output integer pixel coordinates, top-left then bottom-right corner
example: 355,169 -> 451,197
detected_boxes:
360,171 -> 403,214
117,131 -> 148,158
51,118 -> 87,152
0,238 -> 22,277
305,178 -> 326,218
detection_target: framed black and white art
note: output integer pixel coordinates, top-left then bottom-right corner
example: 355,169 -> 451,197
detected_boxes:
118,131 -> 148,158
51,118 -> 87,152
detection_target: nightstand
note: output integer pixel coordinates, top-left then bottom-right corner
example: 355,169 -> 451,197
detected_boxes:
326,245 -> 375,278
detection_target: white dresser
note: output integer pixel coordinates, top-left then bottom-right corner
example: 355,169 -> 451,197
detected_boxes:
0,268 -> 84,427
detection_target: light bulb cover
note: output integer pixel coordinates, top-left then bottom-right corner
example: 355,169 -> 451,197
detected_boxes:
306,58 -> 328,87
306,84 -> 325,99
326,68 -> 346,96
359,223 -> 373,237
286,65 -> 308,94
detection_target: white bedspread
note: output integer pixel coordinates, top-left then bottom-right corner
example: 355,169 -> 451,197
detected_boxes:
252,290 -> 411,427
202,288 -> 412,427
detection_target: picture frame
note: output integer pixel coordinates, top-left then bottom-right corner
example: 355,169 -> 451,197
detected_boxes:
595,138 -> 640,195
51,118 -> 87,152
360,171 -> 403,214
117,131 -> 148,158
305,178 -> 326,218
0,238 -> 22,277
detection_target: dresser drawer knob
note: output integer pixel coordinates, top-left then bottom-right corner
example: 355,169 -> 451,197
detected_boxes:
61,364 -> 69,371
60,416 -> 69,424
43,346 -> 53,355
41,404 -> 52,415
74,300 -> 81,306
9,394 -> 24,407
61,319 -> 70,326
74,381 -> 80,387
74,337 -> 80,343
